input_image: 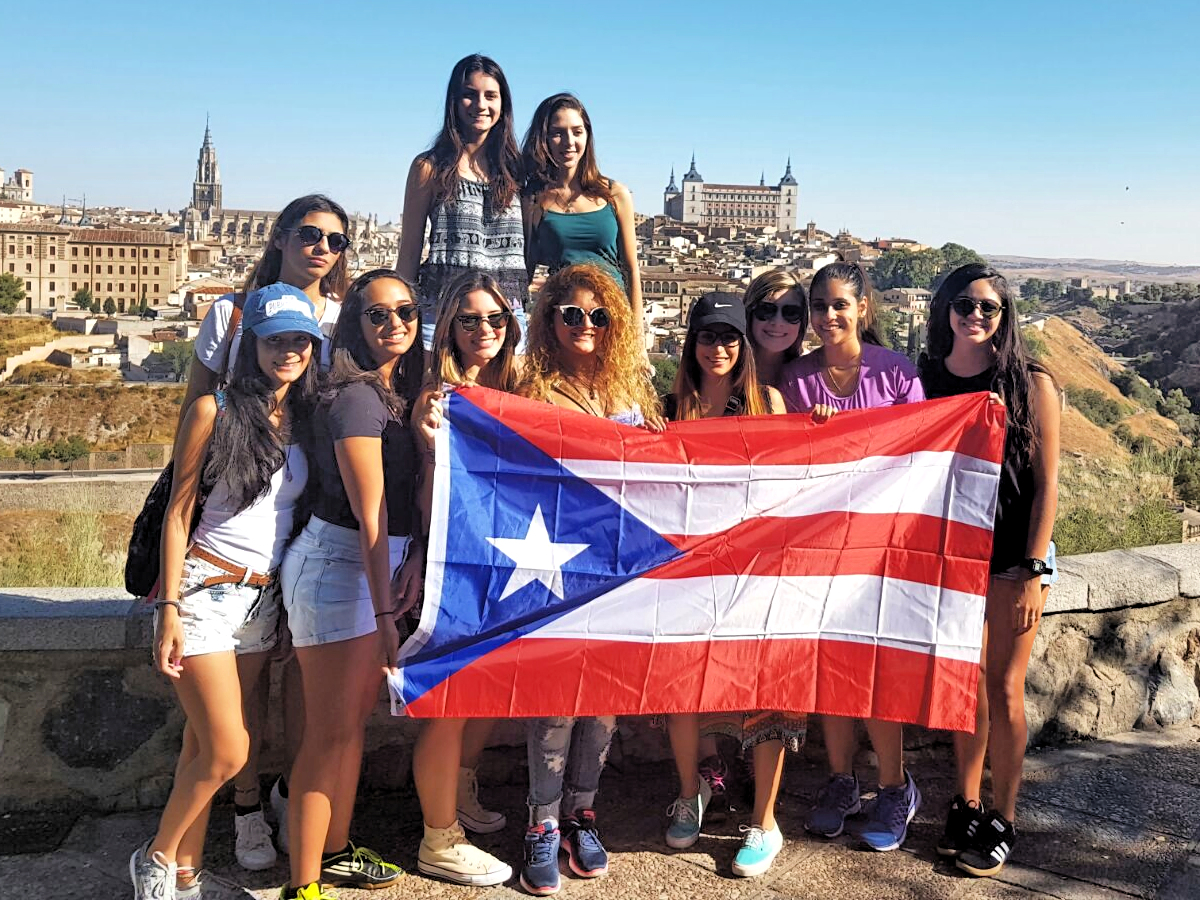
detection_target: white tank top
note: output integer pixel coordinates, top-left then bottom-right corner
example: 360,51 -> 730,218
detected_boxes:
192,444 -> 308,573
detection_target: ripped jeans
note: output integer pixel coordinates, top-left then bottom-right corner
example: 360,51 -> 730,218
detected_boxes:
526,716 -> 617,825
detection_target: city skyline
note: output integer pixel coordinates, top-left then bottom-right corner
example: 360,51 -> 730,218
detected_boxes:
7,0 -> 1198,265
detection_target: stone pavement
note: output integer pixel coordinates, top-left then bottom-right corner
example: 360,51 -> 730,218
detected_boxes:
3,725 -> 1197,900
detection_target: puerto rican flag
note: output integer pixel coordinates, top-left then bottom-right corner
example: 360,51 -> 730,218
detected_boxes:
391,387 -> 1004,732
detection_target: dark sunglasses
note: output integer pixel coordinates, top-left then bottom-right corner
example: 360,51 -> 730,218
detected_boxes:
363,304 -> 419,326
752,301 -> 805,325
294,224 -> 350,254
695,329 -> 742,347
950,297 -> 1004,319
558,305 -> 611,328
456,310 -> 511,333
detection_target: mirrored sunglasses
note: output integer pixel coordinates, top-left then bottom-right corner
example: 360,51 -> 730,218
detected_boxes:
558,305 -> 611,328
294,224 -> 350,254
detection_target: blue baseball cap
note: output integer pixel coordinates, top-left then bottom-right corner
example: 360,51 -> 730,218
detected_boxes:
242,283 -> 323,341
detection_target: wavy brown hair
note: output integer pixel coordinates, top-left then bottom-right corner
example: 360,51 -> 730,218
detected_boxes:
519,264 -> 659,416
428,270 -> 521,391
425,54 -> 521,212
521,93 -> 614,204
244,194 -> 350,300
670,323 -> 769,421
742,269 -> 809,362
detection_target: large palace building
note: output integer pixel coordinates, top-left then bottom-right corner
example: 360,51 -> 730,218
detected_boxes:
663,156 -> 798,231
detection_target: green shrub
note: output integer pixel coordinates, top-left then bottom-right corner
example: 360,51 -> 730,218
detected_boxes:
1066,387 -> 1125,427
1055,499 -> 1180,555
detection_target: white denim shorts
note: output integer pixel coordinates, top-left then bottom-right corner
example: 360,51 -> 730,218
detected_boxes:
994,540 -> 1060,587
162,552 -> 280,659
280,516 -> 412,648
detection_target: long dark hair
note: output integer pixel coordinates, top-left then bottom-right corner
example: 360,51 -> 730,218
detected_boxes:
426,54 -> 521,211
243,194 -> 351,300
809,262 -> 884,346
521,93 -> 614,203
201,331 -> 319,513
429,270 -> 522,391
922,263 -> 1054,467
671,324 -> 769,421
327,269 -> 425,416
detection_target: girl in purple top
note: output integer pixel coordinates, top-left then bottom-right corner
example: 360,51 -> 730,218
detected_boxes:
779,263 -> 925,853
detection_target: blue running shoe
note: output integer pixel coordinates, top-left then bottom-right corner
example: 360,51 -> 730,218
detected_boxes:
805,773 -> 861,838
666,777 -> 712,849
731,824 -> 783,877
861,770 -> 921,852
520,819 -> 561,895
561,809 -> 608,878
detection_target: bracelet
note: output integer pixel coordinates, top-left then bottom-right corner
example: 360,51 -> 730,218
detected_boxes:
154,600 -> 182,612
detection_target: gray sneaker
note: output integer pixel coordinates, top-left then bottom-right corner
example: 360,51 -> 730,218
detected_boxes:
130,840 -> 176,900
805,773 -> 861,838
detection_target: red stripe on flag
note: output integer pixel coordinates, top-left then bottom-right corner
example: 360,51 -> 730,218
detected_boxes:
655,512 -> 993,595
405,636 -> 980,732
455,388 -> 1005,467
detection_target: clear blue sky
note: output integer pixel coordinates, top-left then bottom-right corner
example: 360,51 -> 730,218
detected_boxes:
8,1 -> 1198,264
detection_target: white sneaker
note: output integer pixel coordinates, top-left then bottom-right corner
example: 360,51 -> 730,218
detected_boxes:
130,840 -> 176,900
269,778 -> 289,855
418,821 -> 512,886
456,766 -> 506,834
234,809 -> 277,871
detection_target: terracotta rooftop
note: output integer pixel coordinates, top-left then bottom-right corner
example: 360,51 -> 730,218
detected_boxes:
68,229 -> 184,245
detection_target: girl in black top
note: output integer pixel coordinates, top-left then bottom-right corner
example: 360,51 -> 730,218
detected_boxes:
918,264 -> 1060,878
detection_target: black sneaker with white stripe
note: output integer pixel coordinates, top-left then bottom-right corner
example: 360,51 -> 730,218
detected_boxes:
956,811 -> 1016,877
937,795 -> 984,858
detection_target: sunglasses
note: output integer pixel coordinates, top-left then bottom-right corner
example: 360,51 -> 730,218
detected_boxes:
950,297 -> 1004,319
558,305 -> 611,328
695,329 -> 742,347
752,301 -> 805,325
456,310 -> 511,333
294,224 -> 350,254
363,304 -> 419,327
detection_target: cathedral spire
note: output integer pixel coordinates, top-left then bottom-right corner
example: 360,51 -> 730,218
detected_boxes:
193,118 -> 222,213
665,165 -> 678,193
683,153 -> 703,182
780,156 -> 797,186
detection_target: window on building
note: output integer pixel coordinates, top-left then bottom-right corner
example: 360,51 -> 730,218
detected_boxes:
142,249 -> 148,258
119,283 -> 125,292
49,245 -> 56,256
107,283 -> 112,291
71,264 -> 77,273
154,284 -> 160,293
25,263 -> 31,272
72,282 -> 77,290
95,282 -> 100,290
142,266 -> 147,275
119,248 -> 125,258
49,282 -> 55,291
49,297 -> 55,307
154,249 -> 160,259
154,266 -> 160,275
119,266 -> 124,275
106,265 -> 112,274
72,247 -> 78,257
26,246 -> 32,254
107,248 -> 113,257
84,247 -> 89,256
7,263 -> 13,272
7,246 -> 13,255
26,281 -> 31,290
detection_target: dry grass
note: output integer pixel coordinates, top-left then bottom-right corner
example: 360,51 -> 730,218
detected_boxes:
8,360 -> 121,385
0,383 -> 185,450
0,318 -> 59,368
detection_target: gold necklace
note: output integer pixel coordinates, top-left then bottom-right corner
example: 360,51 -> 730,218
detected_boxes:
553,185 -> 579,213
824,355 -> 861,395
555,378 -> 601,415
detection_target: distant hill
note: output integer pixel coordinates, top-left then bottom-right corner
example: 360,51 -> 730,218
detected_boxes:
0,384 -> 184,451
988,255 -> 1200,284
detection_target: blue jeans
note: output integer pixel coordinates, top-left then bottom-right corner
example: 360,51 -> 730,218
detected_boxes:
526,716 -> 616,824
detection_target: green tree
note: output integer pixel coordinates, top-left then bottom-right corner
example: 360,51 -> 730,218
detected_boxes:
872,249 -> 944,290
872,306 -> 905,354
1175,450 -> 1200,507
14,443 -> 48,472
1021,326 -> 1047,360
1066,387 -> 1125,426
1021,278 -> 1044,301
90,297 -> 103,315
652,357 -> 678,396
159,340 -> 196,381
935,243 -> 987,282
103,297 -> 117,316
72,286 -> 94,312
49,436 -> 90,470
0,272 -> 26,314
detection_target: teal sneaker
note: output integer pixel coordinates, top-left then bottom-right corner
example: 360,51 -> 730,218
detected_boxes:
731,824 -> 783,877
665,776 -> 712,849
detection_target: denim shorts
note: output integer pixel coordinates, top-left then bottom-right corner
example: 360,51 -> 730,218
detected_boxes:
994,540 -> 1060,586
420,305 -> 528,355
162,552 -> 280,658
281,516 -> 412,648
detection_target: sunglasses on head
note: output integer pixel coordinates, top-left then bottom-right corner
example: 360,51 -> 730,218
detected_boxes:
950,297 -> 1004,319
752,301 -> 805,325
695,329 -> 742,347
558,305 -> 611,328
362,304 -> 419,326
294,224 -> 350,254
456,310 -> 511,333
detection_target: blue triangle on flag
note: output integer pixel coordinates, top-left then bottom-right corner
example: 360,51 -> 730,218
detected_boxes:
398,392 -> 682,702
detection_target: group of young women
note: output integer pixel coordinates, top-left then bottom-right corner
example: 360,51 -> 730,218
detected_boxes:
130,52 -> 1060,900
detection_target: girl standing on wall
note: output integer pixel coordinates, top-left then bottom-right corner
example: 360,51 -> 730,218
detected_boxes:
515,263 -> 662,895
131,285 -> 323,900
521,93 -> 645,347
398,54 -> 529,350
278,270 -> 425,900
918,263 -> 1060,878
778,262 -> 926,854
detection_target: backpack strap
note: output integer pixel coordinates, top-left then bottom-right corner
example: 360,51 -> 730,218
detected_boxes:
213,389 -> 227,414
218,292 -> 246,377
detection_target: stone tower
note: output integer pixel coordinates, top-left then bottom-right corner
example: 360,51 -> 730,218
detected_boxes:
681,154 -> 704,225
192,116 -> 222,213
663,166 -> 680,217
777,157 -> 798,231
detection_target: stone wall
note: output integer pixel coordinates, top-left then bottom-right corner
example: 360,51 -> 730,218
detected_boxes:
1,544 -> 1198,813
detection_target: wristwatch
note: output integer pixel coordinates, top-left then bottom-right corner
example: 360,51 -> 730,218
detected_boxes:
1020,557 -> 1052,577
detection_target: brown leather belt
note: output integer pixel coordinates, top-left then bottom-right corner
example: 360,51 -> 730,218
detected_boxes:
189,546 -> 272,588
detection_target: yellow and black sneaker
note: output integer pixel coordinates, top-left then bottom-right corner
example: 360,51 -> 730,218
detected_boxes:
280,882 -> 338,900
320,842 -> 403,889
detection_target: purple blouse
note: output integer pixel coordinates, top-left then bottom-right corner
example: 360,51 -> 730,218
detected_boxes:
780,343 -> 925,412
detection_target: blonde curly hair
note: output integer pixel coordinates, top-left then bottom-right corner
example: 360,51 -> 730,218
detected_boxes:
519,264 -> 660,417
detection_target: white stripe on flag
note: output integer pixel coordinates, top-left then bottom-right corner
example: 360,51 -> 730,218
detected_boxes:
530,572 -> 987,663
560,450 -> 1001,536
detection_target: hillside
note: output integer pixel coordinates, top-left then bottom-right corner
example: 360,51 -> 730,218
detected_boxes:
0,319 -> 59,368
0,384 -> 185,451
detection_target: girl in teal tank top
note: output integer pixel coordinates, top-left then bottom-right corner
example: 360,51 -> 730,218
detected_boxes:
521,93 -> 645,344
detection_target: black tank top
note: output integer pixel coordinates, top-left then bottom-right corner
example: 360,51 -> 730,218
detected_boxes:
919,357 -> 1036,573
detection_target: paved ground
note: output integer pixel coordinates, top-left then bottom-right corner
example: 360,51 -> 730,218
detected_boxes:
3,725 -> 1197,900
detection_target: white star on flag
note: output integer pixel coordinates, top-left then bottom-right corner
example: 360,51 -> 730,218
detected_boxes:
486,505 -> 590,601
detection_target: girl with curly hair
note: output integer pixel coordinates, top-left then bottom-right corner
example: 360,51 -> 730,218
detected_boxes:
514,263 -> 660,895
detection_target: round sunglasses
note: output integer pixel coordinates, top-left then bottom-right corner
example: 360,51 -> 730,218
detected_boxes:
950,297 -> 1004,319
558,305 -> 611,328
752,301 -> 805,325
456,310 -> 511,333
294,224 -> 350,254
695,329 -> 742,347
363,304 -> 419,326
